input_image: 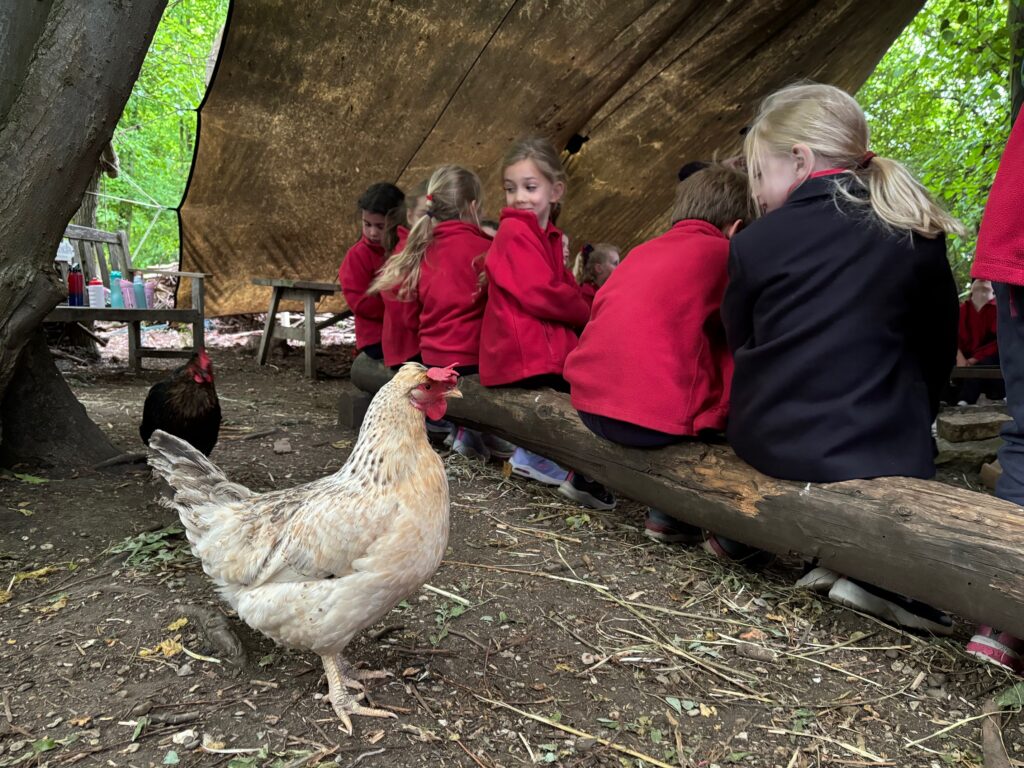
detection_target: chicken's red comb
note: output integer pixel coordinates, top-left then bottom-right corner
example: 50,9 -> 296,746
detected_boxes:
426,364 -> 459,386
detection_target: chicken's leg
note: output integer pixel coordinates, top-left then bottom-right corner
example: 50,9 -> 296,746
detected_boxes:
321,654 -> 397,735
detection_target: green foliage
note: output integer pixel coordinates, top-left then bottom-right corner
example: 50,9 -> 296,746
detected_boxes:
858,0 -> 1012,288
97,0 -> 228,267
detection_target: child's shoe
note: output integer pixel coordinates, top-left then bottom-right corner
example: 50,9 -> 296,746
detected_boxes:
509,447 -> 568,486
795,563 -> 842,594
453,427 -> 489,461
643,508 -> 703,544
966,626 -> 1023,673
482,433 -> 516,461
703,534 -> 775,570
558,471 -> 616,510
827,577 -> 954,636
426,418 -> 455,447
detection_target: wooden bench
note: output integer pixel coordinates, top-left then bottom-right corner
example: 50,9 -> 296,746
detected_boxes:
252,277 -> 351,379
347,353 -> 1024,638
45,224 -> 207,371
951,365 -> 1002,380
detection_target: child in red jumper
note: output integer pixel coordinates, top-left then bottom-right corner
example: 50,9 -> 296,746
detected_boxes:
953,278 -> 1002,404
338,182 -> 405,360
372,166 -> 513,461
480,136 -> 612,509
565,164 -> 749,542
380,180 -> 428,369
570,243 -> 620,310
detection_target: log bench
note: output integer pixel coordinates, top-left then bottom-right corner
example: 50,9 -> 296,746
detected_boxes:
347,353 -> 1024,638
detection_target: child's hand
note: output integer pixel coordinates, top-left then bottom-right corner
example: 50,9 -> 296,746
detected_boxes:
956,350 -> 968,367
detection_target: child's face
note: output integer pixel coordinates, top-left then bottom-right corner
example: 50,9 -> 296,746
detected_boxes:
971,279 -> 994,304
407,196 -> 429,227
593,252 -> 620,287
561,234 -> 570,261
503,159 -> 564,229
750,151 -> 802,215
361,210 -> 387,244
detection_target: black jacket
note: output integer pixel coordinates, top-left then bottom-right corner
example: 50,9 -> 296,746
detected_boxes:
722,176 -> 958,482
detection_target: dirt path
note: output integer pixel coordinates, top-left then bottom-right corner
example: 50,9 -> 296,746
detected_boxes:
0,339 -> 1020,767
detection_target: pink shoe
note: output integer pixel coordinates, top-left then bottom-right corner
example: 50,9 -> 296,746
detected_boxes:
966,626 -> 1023,673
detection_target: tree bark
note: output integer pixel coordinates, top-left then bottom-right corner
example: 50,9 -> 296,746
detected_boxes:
0,1 -> 166,460
0,333 -> 118,468
351,354 -> 1024,639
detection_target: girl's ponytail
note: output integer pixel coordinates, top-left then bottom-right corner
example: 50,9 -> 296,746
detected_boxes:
369,165 -> 483,299
571,243 -> 594,283
856,155 -> 966,238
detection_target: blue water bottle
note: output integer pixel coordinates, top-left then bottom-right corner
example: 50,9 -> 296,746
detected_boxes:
133,273 -> 147,310
110,270 -> 124,308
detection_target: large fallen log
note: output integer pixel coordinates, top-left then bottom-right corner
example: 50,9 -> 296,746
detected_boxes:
350,354 -> 1024,637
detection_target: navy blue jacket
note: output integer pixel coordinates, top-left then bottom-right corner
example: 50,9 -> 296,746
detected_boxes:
722,176 -> 958,482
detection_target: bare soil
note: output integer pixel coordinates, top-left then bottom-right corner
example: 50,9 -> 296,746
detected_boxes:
1,328 -> 1021,768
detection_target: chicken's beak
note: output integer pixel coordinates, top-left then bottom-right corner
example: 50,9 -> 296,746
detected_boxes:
446,386 -> 463,399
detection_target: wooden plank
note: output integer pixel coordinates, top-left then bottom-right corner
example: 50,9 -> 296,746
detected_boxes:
304,291 -> 317,379
252,277 -> 339,294
349,353 -> 1024,638
115,230 -> 133,277
64,223 -> 121,244
951,366 -> 1003,380
257,286 -> 282,366
44,308 -> 201,322
132,349 -> 194,359
92,241 -> 110,287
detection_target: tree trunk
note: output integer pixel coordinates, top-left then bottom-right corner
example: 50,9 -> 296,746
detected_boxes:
0,1 -> 166,463
350,354 -> 1024,639
0,333 -> 119,468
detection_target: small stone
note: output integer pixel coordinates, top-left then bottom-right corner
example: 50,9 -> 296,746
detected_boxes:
17,682 -> 33,693
924,687 -> 946,700
884,649 -> 900,659
115,689 -> 128,699
576,738 -> 597,751
273,439 -> 293,455
177,662 -> 194,677
39,543 -> 53,551
927,673 -> 947,687
890,660 -> 904,672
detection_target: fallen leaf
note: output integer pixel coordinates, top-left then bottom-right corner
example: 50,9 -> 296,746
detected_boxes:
166,618 -> 189,631
140,637 -> 184,658
13,473 -> 48,485
0,591 -> 11,605
70,716 -> 92,728
12,566 -> 58,585
330,440 -> 349,449
38,595 -> 68,614
699,703 -> 717,717
739,629 -> 767,642
18,509 -> 33,517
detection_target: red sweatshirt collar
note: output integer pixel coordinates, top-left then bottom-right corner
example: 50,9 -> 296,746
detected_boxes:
499,207 -> 563,242
360,235 -> 385,255
670,219 -> 728,238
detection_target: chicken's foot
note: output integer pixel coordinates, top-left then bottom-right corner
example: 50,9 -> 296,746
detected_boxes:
322,654 -> 397,735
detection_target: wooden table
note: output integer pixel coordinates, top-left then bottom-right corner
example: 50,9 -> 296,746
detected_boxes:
252,278 -> 350,379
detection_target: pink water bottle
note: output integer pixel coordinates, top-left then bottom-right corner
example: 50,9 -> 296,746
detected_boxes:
144,280 -> 156,309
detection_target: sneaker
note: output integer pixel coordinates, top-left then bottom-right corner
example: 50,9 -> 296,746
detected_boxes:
703,534 -> 775,570
795,565 -> 842,594
827,578 -> 954,636
481,433 -> 516,461
643,508 -> 703,544
426,418 -> 454,447
509,447 -> 568,486
453,427 -> 489,461
966,626 -> 1023,673
558,471 -> 616,510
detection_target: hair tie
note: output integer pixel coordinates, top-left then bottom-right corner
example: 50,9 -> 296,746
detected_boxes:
581,243 -> 594,262
425,194 -> 433,202
858,151 -> 876,169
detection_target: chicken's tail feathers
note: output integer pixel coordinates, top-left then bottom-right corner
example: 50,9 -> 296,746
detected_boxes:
147,430 -> 252,522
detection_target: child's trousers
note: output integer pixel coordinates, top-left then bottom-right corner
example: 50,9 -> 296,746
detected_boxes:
996,282 -> 1024,505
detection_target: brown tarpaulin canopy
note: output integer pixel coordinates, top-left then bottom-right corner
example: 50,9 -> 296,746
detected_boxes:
180,0 -> 923,316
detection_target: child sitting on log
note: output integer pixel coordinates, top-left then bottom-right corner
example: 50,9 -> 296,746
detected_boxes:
951,278 -> 1003,405
379,179 -> 428,371
564,163 -> 751,546
480,136 -> 614,510
339,182 -> 406,361
723,82 -> 963,634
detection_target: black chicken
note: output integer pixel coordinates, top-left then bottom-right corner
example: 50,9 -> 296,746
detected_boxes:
140,349 -> 221,456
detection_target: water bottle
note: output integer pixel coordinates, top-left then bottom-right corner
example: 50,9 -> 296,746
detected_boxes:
87,277 -> 104,308
67,266 -> 84,306
109,270 -> 124,308
132,273 -> 147,310
144,280 -> 156,309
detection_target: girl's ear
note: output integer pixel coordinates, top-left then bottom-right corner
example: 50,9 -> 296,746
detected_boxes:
723,219 -> 744,239
792,143 -> 814,180
551,180 -> 566,204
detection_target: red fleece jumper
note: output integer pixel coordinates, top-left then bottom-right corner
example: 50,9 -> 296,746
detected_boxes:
564,219 -> 733,435
381,227 -> 422,367
418,220 -> 491,368
958,299 -> 998,361
579,282 -> 597,311
339,236 -> 385,351
974,115 -> 1024,285
479,208 -> 590,386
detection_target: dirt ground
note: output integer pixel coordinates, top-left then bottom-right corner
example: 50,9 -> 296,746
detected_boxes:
1,322 -> 1022,768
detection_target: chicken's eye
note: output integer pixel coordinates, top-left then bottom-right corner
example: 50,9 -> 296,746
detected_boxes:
423,384 -> 432,391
